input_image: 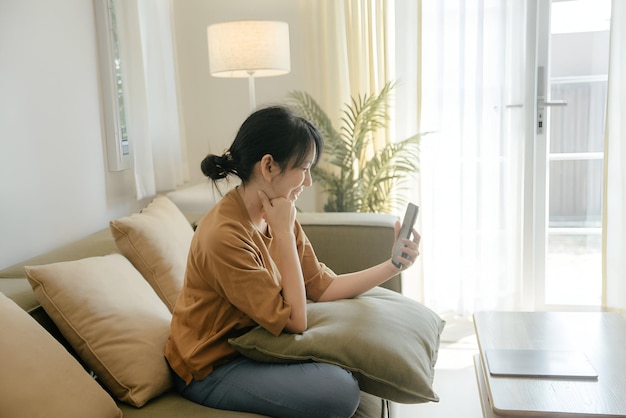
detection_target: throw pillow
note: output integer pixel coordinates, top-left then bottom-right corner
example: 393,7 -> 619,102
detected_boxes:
110,195 -> 194,311
0,292 -> 122,418
25,254 -> 173,407
229,286 -> 445,404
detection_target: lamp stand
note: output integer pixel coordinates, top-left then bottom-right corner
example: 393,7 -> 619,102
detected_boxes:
247,71 -> 256,111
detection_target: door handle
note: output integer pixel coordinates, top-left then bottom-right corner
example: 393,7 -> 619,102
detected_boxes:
537,98 -> 567,134
540,99 -> 567,107
536,66 -> 568,134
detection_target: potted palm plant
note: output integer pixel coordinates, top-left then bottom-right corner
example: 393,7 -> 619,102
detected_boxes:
289,82 -> 422,213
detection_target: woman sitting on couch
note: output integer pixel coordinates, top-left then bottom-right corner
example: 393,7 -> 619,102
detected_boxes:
164,105 -> 420,418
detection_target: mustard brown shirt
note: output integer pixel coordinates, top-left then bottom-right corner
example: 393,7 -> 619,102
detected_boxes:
165,188 -> 336,384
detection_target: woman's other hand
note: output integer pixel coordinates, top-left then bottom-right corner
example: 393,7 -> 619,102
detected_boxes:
258,189 -> 306,333
392,220 -> 421,270
258,190 -> 296,236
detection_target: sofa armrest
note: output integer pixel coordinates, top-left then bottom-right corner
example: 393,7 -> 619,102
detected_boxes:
297,212 -> 401,293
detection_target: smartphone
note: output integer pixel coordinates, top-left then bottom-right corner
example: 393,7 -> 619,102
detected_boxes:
391,203 -> 419,268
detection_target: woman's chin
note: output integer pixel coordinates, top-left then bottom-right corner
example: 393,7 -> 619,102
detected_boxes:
290,190 -> 303,201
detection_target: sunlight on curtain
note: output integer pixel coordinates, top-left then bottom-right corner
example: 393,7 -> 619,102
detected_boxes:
602,0 -> 626,315
116,0 -> 186,199
393,0 -> 423,301
415,0 -> 527,316
298,0 -> 393,147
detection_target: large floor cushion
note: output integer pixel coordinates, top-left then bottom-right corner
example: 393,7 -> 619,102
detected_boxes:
0,292 -> 122,418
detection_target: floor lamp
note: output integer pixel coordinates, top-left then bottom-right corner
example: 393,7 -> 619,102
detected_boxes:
207,20 -> 291,112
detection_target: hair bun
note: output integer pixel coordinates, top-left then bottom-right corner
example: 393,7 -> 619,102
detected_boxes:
201,154 -> 232,180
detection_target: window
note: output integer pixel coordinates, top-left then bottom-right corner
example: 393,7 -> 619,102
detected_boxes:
94,0 -> 131,171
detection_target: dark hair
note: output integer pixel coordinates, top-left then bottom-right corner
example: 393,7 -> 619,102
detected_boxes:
201,106 -> 323,184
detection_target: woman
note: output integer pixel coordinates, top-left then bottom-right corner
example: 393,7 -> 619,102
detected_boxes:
165,106 -> 420,418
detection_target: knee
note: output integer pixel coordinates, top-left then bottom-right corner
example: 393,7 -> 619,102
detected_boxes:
316,364 -> 361,418
336,376 -> 361,418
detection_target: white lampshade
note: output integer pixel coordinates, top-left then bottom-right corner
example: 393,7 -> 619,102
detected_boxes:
207,20 -> 291,78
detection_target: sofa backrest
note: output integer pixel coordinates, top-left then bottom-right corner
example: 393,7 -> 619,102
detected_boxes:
0,210 -> 402,346
298,212 -> 402,293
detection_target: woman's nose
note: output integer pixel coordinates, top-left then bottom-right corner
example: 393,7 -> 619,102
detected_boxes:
304,170 -> 313,187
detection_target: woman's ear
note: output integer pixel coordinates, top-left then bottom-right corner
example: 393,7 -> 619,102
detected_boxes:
259,154 -> 275,181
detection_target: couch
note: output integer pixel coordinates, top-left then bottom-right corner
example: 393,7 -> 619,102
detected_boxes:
0,197 -> 405,418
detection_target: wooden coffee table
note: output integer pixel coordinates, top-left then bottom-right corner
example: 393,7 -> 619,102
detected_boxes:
473,311 -> 626,417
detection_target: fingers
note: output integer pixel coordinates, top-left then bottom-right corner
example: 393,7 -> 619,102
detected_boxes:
411,228 -> 421,247
394,220 -> 402,239
394,229 -> 421,270
397,240 -> 418,262
257,190 -> 271,208
258,191 -> 296,235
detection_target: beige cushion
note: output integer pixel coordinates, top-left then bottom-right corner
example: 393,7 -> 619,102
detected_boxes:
25,254 -> 173,407
0,292 -> 122,418
110,195 -> 194,311
230,287 -> 444,404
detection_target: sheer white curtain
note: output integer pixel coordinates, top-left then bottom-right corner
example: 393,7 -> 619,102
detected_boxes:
409,0 -> 527,315
302,0 -> 527,313
116,0 -> 186,199
602,0 -> 626,315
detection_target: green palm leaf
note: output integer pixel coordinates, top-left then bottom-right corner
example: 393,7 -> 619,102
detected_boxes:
289,82 -> 425,213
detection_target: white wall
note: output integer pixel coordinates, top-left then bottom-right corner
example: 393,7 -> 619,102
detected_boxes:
171,0 -> 322,212
0,0 -> 147,269
0,0 -> 320,270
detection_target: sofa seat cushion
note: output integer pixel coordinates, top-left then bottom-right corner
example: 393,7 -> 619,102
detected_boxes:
117,389 -> 383,418
230,287 -> 444,404
0,277 -> 39,312
25,254 -> 173,407
110,195 -> 194,311
117,390 -> 265,418
0,292 -> 122,418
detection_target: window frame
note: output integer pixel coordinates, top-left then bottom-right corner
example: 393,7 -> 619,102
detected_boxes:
94,0 -> 131,171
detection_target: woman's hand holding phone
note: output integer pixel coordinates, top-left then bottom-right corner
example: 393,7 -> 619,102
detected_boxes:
391,203 -> 420,269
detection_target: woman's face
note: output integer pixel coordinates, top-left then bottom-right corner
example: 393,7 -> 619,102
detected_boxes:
271,148 -> 316,202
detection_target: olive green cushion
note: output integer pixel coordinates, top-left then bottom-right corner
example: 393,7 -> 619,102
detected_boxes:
229,287 -> 444,404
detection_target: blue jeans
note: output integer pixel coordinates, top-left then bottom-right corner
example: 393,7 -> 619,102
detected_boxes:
171,357 -> 361,418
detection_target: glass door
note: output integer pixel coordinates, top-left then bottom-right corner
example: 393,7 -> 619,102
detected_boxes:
531,0 -> 611,310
